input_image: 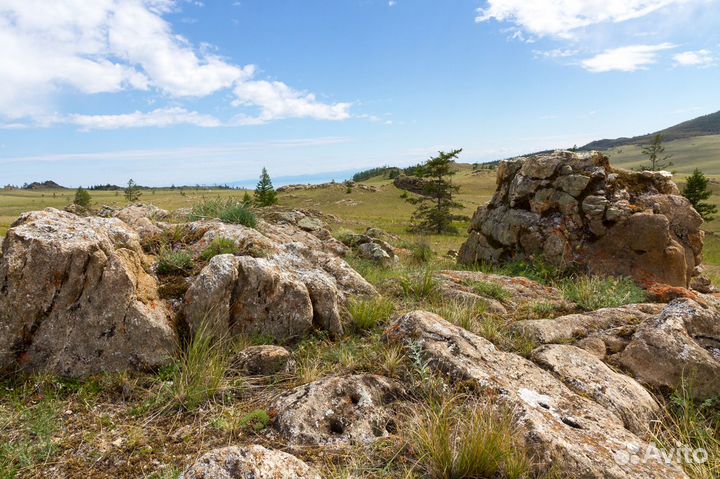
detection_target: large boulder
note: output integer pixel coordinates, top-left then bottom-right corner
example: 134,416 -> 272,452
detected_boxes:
618,298 -> 720,400
270,374 -> 405,446
180,445 -> 321,479
386,311 -> 687,479
458,151 -> 705,288
0,209 -> 176,377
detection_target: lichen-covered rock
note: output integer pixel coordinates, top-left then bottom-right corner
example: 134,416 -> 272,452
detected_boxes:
234,345 -> 291,375
459,151 -> 705,288
271,374 -> 405,446
386,311 -> 687,479
180,445 -> 321,479
435,270 -> 571,315
513,303 -> 664,345
531,344 -> 660,436
618,298 -> 720,400
0,209 -> 176,377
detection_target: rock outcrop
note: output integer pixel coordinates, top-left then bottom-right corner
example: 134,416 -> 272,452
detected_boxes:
234,345 -> 291,375
386,311 -> 687,479
458,151 -> 705,288
180,445 -> 321,479
270,374 -> 405,446
618,298 -> 720,400
0,209 -> 176,377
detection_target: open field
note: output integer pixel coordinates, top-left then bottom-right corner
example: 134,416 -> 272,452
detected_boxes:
605,134 -> 720,176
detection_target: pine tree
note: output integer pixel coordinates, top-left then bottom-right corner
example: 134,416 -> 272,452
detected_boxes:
254,167 -> 278,206
406,149 -> 464,234
73,187 -> 91,208
640,134 -> 673,171
683,169 -> 717,221
124,179 -> 142,202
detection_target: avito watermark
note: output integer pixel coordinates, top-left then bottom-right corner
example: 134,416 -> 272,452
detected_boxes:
614,442 -> 708,466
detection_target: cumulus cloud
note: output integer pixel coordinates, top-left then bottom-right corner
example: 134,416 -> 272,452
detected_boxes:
476,0 -> 689,38
673,49 -> 714,66
581,43 -> 676,72
0,0 -> 350,125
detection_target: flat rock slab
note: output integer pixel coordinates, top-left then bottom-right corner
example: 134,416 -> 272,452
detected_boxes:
531,344 -> 660,436
270,374 -> 405,446
513,303 -> 664,345
386,311 -> 687,479
180,445 -> 321,479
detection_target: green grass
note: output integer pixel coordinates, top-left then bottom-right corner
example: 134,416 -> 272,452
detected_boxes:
348,296 -> 395,332
559,275 -> 647,311
200,237 -> 239,261
400,269 -> 440,301
156,246 -> 194,275
189,197 -> 257,227
464,279 -> 510,303
410,398 -> 538,479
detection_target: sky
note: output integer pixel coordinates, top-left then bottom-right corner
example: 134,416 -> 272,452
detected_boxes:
0,0 -> 719,187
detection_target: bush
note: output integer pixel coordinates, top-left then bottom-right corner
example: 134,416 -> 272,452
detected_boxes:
411,398 -> 534,479
201,238 -> 239,261
73,187 -> 91,207
348,297 -> 394,332
156,247 -> 193,275
190,198 -> 257,227
560,275 -> 646,311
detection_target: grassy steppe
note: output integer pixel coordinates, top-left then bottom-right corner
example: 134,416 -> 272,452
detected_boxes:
605,134 -> 720,175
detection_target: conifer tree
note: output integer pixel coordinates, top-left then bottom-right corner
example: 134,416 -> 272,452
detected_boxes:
640,134 -> 673,171
254,167 -> 278,206
124,179 -> 142,202
683,168 -> 717,221
73,187 -> 91,208
406,149 -> 463,234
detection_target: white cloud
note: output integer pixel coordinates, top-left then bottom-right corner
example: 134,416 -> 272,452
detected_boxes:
67,107 -> 222,130
673,49 -> 714,66
581,43 -> 675,72
533,48 -> 579,58
476,0 -> 689,38
0,0 -> 349,124
232,81 -> 351,123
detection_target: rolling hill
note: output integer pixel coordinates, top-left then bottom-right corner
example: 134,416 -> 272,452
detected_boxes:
581,110 -> 720,150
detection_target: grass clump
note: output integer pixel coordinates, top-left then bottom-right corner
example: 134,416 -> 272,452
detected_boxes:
560,275 -> 646,311
411,398 -> 535,479
200,237 -> 239,261
190,197 -> 257,227
348,296 -> 394,332
400,269 -> 440,301
653,381 -> 720,479
165,324 -> 232,411
407,237 -> 435,264
465,279 -> 510,303
156,246 -> 193,275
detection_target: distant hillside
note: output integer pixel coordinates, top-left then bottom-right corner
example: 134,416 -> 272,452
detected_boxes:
22,180 -> 65,190
581,110 -> 720,150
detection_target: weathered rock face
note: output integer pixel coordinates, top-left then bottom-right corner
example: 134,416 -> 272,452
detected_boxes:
270,374 -> 405,446
180,445 -> 321,479
435,270 -> 572,316
618,298 -> 720,400
531,344 -> 660,436
0,209 -> 177,377
386,311 -> 687,479
458,151 -> 705,288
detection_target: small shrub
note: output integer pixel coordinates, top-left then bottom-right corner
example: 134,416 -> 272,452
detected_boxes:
73,187 -> 91,207
348,297 -> 394,332
408,237 -> 435,264
411,398 -> 534,479
201,237 -> 238,261
560,275 -> 646,311
465,280 -> 510,303
156,247 -> 193,275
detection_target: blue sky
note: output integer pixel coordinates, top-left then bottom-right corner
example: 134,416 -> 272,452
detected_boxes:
1,0 -> 719,187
